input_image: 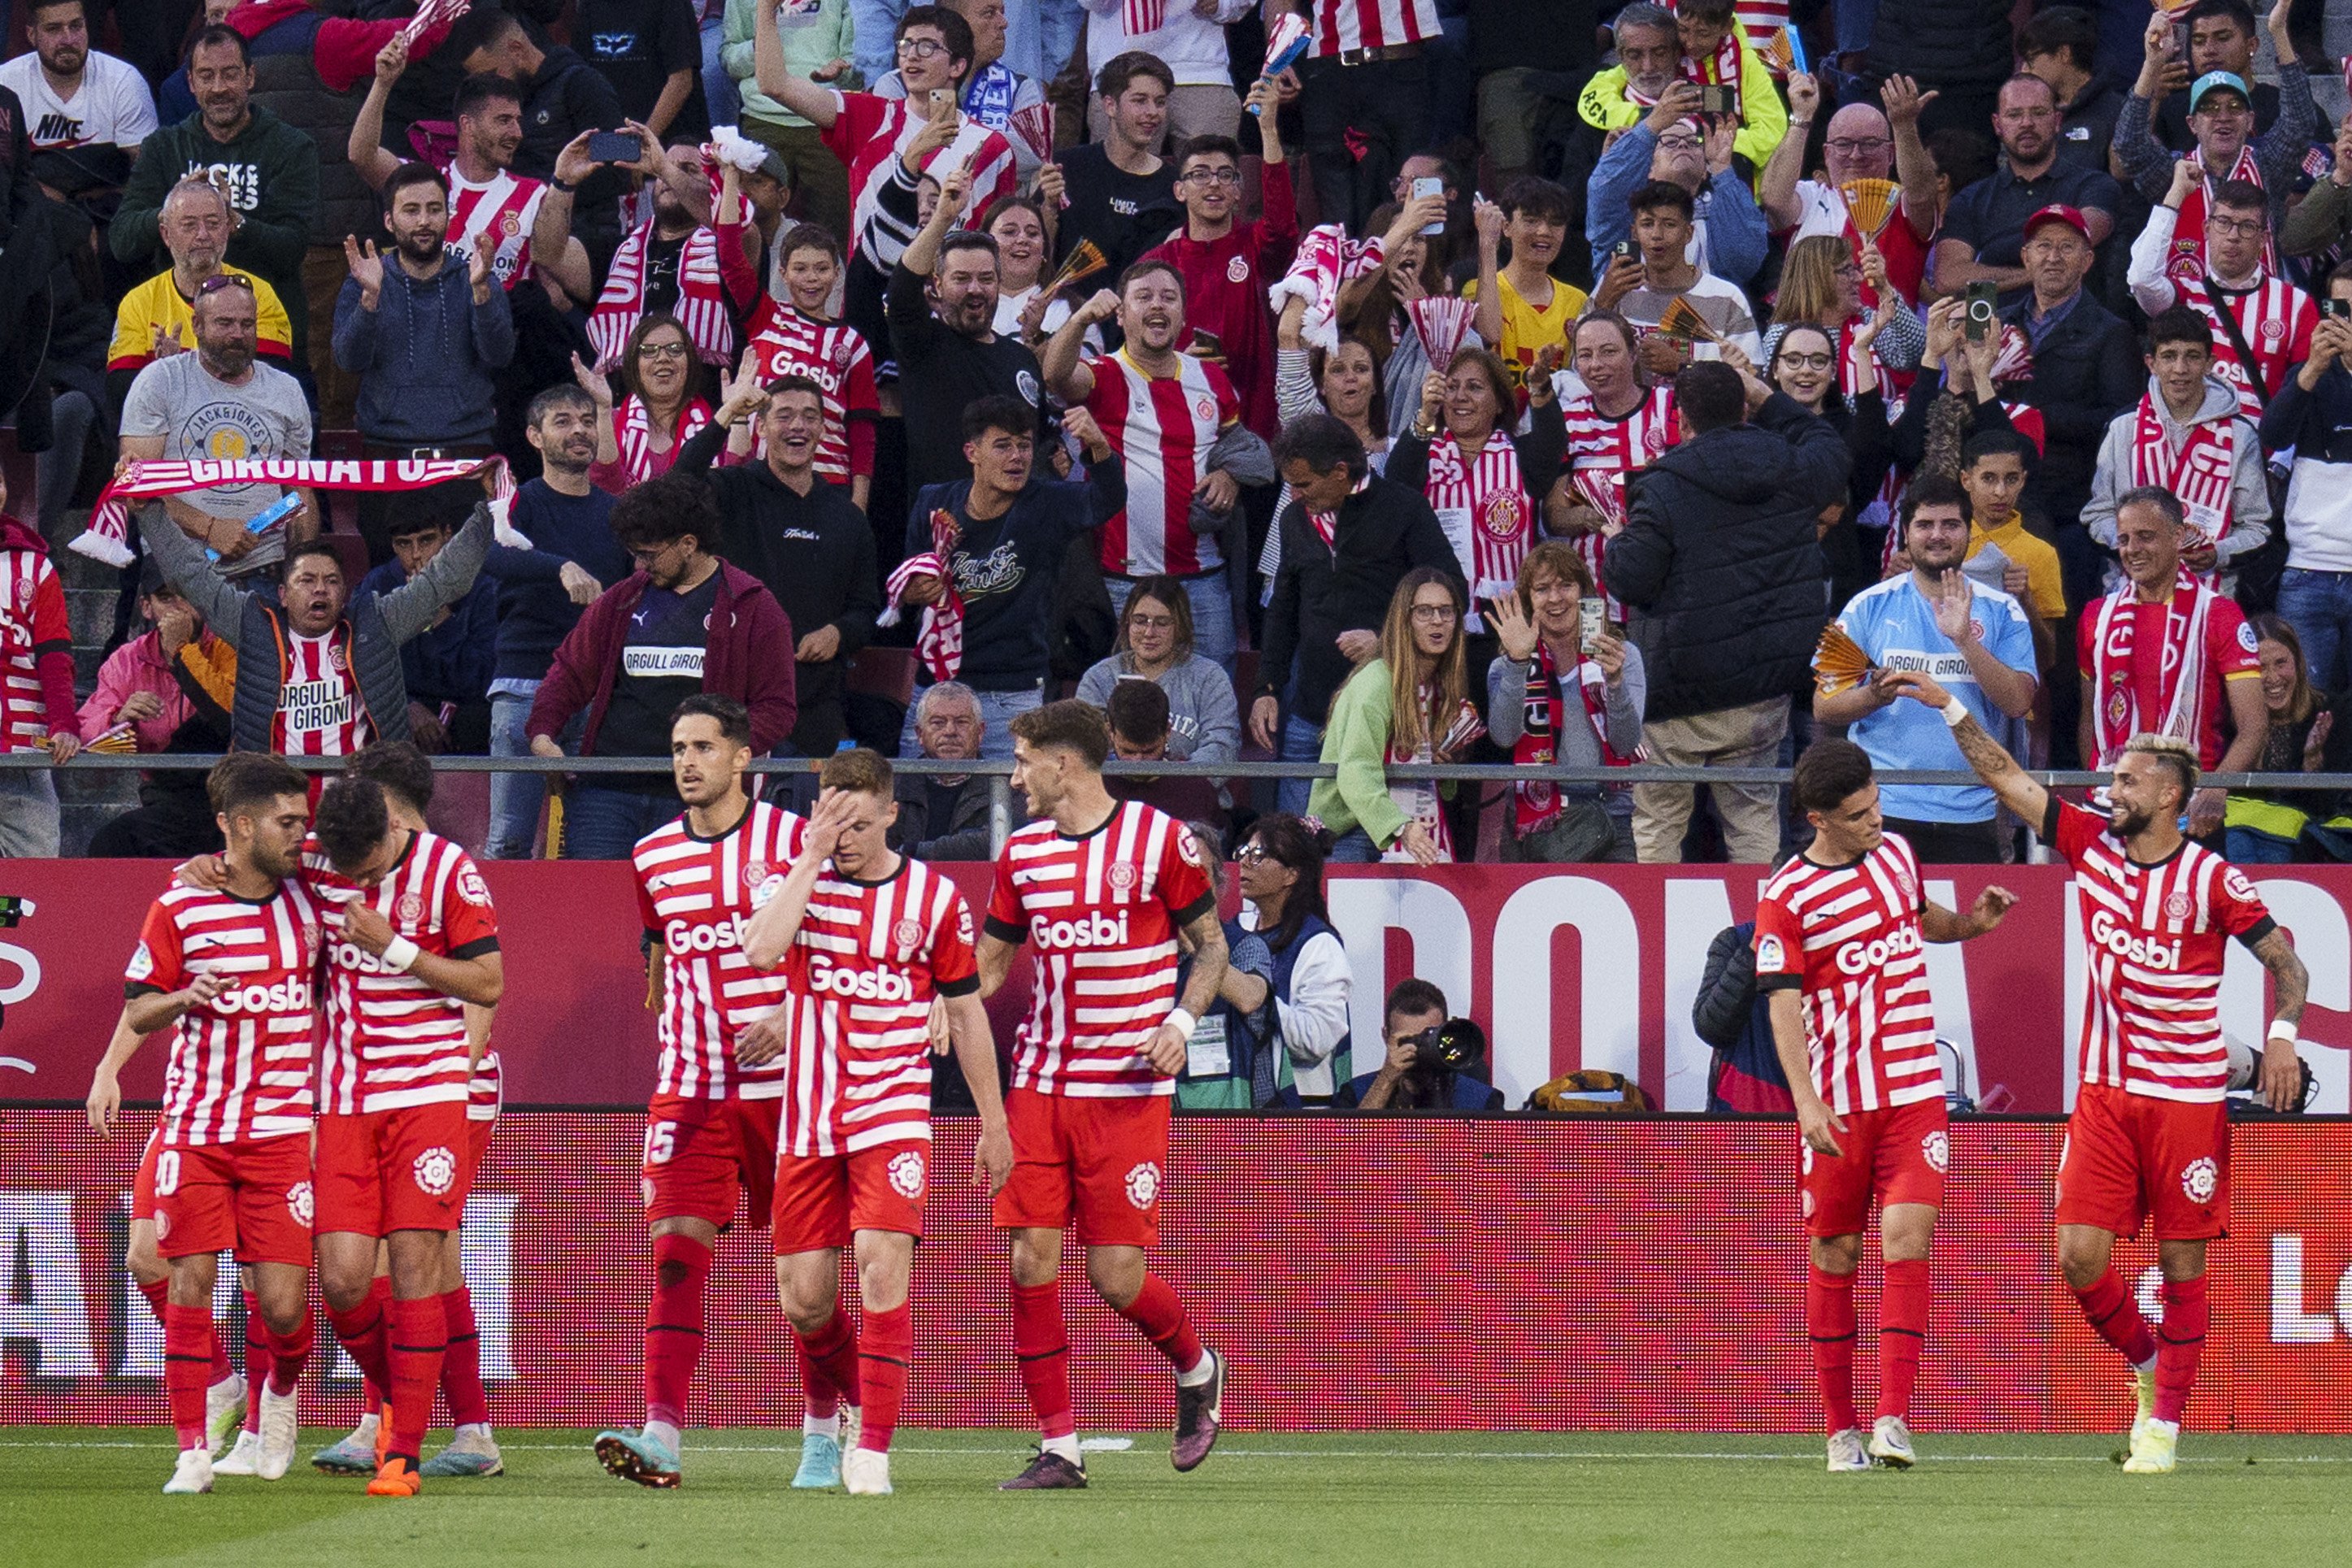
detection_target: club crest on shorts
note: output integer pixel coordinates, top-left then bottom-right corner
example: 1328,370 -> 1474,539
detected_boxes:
286,1180 -> 314,1227
397,893 -> 424,924
1124,1160 -> 1161,1210
412,1145 -> 458,1196
2180,1156 -> 2219,1203
888,1149 -> 926,1198
1108,861 -> 1139,891
154,1209 -> 170,1242
1921,1130 -> 1950,1174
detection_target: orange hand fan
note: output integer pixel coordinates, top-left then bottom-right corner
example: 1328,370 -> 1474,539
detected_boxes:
1812,622 -> 1875,697
1656,296 -> 1719,344
1839,178 -> 1899,241
1044,239 -> 1108,296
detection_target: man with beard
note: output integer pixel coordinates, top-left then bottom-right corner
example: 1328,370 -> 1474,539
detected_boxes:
441,7 -> 628,272
1933,72 -> 2122,302
333,162 -> 515,566
113,25 -> 316,376
580,130 -> 759,373
1760,73 -> 1939,306
120,269 -> 318,582
1813,476 -> 2039,863
107,177 -> 296,400
0,0 -> 155,197
889,159 -> 1042,499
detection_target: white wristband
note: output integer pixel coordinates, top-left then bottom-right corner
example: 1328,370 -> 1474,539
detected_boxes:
1164,1008 -> 1198,1042
1941,699 -> 1969,728
2267,1020 -> 2298,1045
380,936 -> 421,974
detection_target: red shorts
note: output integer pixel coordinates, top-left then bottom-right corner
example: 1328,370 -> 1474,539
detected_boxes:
642,1094 -> 780,1230
315,1102 -> 472,1237
993,1088 -> 1171,1248
150,1135 -> 314,1268
772,1140 -> 930,1255
132,1130 -> 162,1223
2056,1084 -> 2229,1242
458,1114 -> 496,1195
1800,1096 -> 1950,1239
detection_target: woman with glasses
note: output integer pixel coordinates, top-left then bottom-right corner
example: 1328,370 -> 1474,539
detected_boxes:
1754,319 -> 1893,612
1233,814 -> 1353,1106
582,314 -> 728,490
1763,235 -> 1924,390
1308,568 -> 1473,865
1075,575 -> 1239,764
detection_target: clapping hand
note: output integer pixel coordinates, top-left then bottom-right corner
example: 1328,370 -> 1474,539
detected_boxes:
343,235 -> 385,303
571,351 -> 614,406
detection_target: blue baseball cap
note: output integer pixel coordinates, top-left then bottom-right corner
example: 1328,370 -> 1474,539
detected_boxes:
2189,71 -> 2252,113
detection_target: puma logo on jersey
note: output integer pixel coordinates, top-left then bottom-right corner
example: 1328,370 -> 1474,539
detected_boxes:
2089,910 -> 2180,971
1030,910 -> 1129,950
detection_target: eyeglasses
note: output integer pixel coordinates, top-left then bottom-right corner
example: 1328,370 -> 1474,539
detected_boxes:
1410,603 -> 1459,623
2206,215 -> 2267,238
1777,351 -> 1836,371
1128,614 -> 1177,631
626,541 -> 683,565
637,340 -> 691,359
1654,135 -> 1703,153
895,36 -> 946,58
1824,137 -> 1891,155
1182,167 -> 1241,186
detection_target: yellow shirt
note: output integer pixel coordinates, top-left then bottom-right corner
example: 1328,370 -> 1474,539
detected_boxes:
1967,515 -> 2066,623
1463,271 -> 1588,402
108,267 -> 293,374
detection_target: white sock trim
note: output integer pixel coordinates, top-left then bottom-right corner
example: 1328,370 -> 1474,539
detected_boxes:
1041,1433 -> 1081,1463
803,1414 -> 841,1439
1176,1350 -> 1215,1388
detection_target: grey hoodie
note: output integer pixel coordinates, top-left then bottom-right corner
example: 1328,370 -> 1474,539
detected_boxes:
331,254 -> 516,446
2083,374 -> 2272,567
1075,652 -> 1241,763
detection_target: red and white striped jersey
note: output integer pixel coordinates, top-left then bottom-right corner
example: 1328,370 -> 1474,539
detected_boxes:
1309,0 -> 1434,57
777,854 -> 980,1157
1735,0 -> 1792,64
127,881 -> 325,1145
1564,385 -> 1678,608
985,800 -> 1217,1098
309,830 -> 501,1115
446,166 -> 547,291
1752,834 -> 1942,1115
1421,432 -> 1534,617
1085,348 -> 1239,576
467,1048 -> 502,1123
2049,799 -> 2274,1104
272,631 -> 367,757
820,90 -> 1015,271
2176,273 -> 2316,421
742,303 -> 880,483
0,545 -> 68,751
633,799 -> 808,1101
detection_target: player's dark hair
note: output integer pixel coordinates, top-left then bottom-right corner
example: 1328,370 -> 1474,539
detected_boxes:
1176,133 -> 1243,175
1384,977 -> 1448,1034
672,693 -> 752,749
962,393 -> 1036,442
383,160 -> 449,215
1244,812 -> 1329,954
280,538 -> 345,584
1010,699 -> 1111,771
2147,304 -> 2215,356
1096,49 -> 1174,100
1118,258 -> 1187,302
611,471 -> 719,553
1960,428 -> 2035,471
818,745 -> 894,797
453,70 -> 522,123
898,4 -> 976,72
2016,6 -> 2098,73
1672,362 -> 1746,435
208,752 -> 307,819
1628,179 -> 1695,223
2211,177 -> 2266,215
313,775 -> 391,871
1900,472 -> 1970,538
1793,737 -> 1876,816
1272,412 -> 1368,483
1499,176 -> 1574,228
188,22 -> 248,66
1105,676 -> 1171,745
528,382 -> 595,428
346,741 -> 435,815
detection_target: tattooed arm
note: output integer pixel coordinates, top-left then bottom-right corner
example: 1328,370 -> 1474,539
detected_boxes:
1885,670 -> 2050,826
1145,905 -> 1230,1077
2251,926 -> 2310,1113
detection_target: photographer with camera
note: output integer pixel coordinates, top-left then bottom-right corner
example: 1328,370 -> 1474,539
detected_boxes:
1337,979 -> 1503,1113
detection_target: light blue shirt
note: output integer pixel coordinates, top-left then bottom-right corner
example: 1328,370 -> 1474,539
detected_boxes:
1839,575 -> 2037,824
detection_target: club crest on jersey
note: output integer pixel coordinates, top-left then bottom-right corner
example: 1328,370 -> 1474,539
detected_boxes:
1891,858 -> 1915,904
286,1180 -> 314,1228
328,642 -> 349,672
1107,861 -> 1139,891
1124,1160 -> 1161,1210
1480,493 -> 1523,538
2181,1156 -> 2218,1203
1194,397 -> 1216,421
1226,255 -> 1250,283
397,893 -> 424,924
743,862 -> 772,893
893,918 -> 924,949
502,211 -> 521,237
1921,1131 -> 1950,1174
2163,890 -> 2193,922
412,1145 -> 458,1196
2260,317 -> 2284,342
887,1149 -> 926,1198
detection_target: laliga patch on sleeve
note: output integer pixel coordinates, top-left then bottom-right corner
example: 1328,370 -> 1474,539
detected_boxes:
1755,934 -> 1785,971
2239,621 -> 2259,653
125,940 -> 154,982
2223,866 -> 2258,903
958,906 -> 975,944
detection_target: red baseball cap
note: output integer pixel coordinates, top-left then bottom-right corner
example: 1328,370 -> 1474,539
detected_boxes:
2022,204 -> 2092,243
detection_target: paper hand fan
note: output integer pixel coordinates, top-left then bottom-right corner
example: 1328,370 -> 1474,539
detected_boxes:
1838,178 -> 1898,241
1812,622 -> 1876,697
89,723 -> 138,754
1760,28 -> 1793,74
1251,11 -> 1312,114
928,508 -> 960,557
1409,296 -> 1478,367
1008,102 -> 1054,164
1655,297 -> 1719,344
1438,701 -> 1487,758
1044,238 -> 1108,296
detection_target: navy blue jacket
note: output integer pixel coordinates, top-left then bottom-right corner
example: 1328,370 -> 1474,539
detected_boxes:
482,480 -> 628,684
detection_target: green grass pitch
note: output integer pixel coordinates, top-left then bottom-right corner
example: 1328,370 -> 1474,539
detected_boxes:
9,1427 -> 2352,1566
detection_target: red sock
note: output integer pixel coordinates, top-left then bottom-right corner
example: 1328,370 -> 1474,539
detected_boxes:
2071,1268 -> 2158,1368
164,1301 -> 213,1451
386,1294 -> 446,1466
2154,1275 -> 2209,1425
795,1306 -> 864,1411
266,1314 -> 312,1399
1011,1281 -> 1076,1441
1115,1274 -> 1204,1373
799,1337 -> 841,1421
438,1287 -> 488,1427
137,1275 -> 169,1322
856,1302 -> 913,1453
1876,1259 -> 1931,1422
327,1282 -> 394,1395
645,1231 -> 711,1431
241,1292 -> 272,1435
211,1309 -> 234,1385
1807,1264 -> 1859,1435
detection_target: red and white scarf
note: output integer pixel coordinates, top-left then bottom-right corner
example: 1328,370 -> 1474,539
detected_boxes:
879,509 -> 965,681
2087,575 -> 2215,767
1566,385 -> 1678,612
69,457 -> 515,568
2169,148 -> 2272,284
615,396 -> 715,487
1423,432 -> 1530,627
587,223 -> 734,369
1513,638 -> 1632,835
1123,0 -> 1164,35
1267,224 -> 1387,354
2128,393 -> 2237,546
1383,682 -> 1452,864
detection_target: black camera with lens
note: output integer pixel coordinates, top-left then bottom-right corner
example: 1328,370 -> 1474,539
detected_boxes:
1406,1017 -> 1486,1072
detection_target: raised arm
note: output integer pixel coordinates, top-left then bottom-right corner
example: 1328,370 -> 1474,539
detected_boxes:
136,502 -> 248,635
1758,70 -> 1819,231
1919,885 -> 2018,944
1884,667 -> 2050,824
1041,287 -> 1115,403
743,792 -> 848,969
347,35 -> 407,192
753,0 -> 842,127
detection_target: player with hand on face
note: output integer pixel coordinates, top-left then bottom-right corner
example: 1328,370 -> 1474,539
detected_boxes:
976,700 -> 1230,1490
596,696 -> 815,1490
1888,675 -> 2308,1474
1754,740 -> 2015,1473
742,748 -> 1012,1496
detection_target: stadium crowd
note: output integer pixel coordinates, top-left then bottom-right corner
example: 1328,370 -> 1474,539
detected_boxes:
5,0 -> 2352,871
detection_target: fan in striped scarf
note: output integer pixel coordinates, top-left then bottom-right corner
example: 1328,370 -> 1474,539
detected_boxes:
878,510 -> 966,681
1838,178 -> 1899,241
87,723 -> 139,754
1811,622 -> 1876,697
1655,297 -> 1719,345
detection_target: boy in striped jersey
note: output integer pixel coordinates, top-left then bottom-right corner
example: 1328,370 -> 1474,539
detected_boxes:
1756,740 -> 2015,1473
1889,675 -> 2309,1474
742,748 -> 1013,1496
976,700 -> 1230,1489
102,754 -> 323,1494
597,695 -> 811,1490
